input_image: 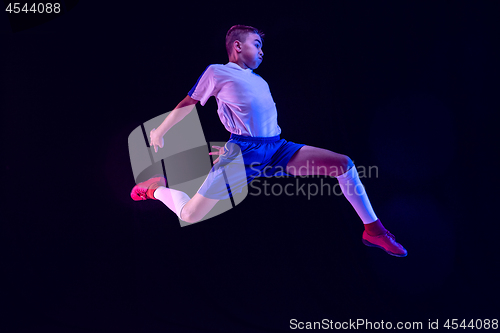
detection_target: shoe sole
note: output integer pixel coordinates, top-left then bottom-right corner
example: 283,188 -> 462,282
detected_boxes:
362,239 -> 407,257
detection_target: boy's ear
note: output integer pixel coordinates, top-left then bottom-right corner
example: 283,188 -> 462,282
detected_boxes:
234,40 -> 242,53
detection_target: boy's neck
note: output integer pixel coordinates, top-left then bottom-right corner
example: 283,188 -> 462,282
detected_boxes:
229,60 -> 251,70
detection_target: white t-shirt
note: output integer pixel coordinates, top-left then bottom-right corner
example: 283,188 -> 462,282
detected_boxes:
188,62 -> 281,137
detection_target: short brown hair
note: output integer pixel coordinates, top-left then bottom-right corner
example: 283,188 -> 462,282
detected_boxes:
225,25 -> 265,56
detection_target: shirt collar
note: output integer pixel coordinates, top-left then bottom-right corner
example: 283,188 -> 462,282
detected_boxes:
226,62 -> 253,72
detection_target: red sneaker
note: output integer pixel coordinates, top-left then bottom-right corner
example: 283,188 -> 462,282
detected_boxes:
130,176 -> 166,201
362,230 -> 408,257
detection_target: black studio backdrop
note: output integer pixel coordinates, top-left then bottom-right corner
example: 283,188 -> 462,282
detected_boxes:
1,1 -> 499,332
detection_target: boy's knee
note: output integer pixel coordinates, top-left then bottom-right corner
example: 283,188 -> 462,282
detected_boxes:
341,155 -> 354,174
180,207 -> 200,223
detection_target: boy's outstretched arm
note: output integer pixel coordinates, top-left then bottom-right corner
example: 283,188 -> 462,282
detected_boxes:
150,95 -> 199,152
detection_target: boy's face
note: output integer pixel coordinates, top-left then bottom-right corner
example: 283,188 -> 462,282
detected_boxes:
239,33 -> 264,69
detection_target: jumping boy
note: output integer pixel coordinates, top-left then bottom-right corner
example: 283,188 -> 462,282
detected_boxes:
131,25 -> 407,257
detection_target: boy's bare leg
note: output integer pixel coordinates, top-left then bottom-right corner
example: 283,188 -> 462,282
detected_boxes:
286,145 -> 353,177
286,145 -> 407,257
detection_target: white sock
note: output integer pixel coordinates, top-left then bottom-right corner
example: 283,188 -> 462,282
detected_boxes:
153,186 -> 190,220
336,166 -> 378,224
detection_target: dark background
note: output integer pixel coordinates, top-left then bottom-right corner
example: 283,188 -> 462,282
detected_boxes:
1,1 -> 498,332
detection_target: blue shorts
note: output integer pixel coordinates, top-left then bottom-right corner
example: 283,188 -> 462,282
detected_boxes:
198,134 -> 305,200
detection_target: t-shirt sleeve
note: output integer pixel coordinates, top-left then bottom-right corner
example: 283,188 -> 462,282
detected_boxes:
188,65 -> 217,106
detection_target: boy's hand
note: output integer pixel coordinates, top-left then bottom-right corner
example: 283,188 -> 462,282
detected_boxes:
209,145 -> 225,164
149,128 -> 164,153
